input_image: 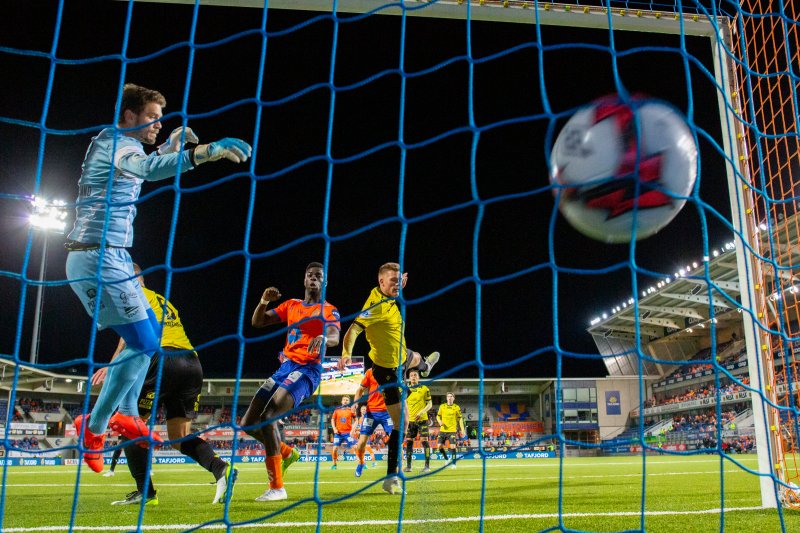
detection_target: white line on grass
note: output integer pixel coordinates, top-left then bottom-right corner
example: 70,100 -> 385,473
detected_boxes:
2,468 -> 752,487
3,457 -> 758,476
0,506 -> 768,531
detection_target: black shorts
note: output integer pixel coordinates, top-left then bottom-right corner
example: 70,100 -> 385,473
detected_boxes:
138,349 -> 202,420
371,364 -> 402,406
438,431 -> 457,445
407,420 -> 430,440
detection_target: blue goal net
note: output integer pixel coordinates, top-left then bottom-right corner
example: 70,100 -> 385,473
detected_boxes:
1,0 -> 799,532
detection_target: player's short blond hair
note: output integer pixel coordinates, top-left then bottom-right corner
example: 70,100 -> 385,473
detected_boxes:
378,262 -> 400,276
447,392 -> 455,398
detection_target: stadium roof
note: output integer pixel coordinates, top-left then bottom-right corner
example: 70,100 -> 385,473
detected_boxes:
586,241 -> 743,377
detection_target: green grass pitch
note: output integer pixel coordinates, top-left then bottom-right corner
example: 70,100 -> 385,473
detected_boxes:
1,455 -> 798,532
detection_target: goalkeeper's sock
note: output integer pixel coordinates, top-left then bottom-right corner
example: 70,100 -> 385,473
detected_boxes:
387,429 -> 400,475
180,437 -> 228,480
125,442 -> 156,498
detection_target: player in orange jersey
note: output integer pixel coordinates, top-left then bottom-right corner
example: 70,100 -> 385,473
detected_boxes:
242,262 -> 341,502
352,368 -> 393,478
330,396 -> 357,469
351,404 -> 378,470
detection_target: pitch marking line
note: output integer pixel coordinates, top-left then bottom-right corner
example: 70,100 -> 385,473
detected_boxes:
3,457 -> 758,476
2,468 -> 753,487
0,506 -> 768,531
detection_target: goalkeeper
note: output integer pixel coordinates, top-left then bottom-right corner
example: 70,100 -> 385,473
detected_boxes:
65,83 -> 251,472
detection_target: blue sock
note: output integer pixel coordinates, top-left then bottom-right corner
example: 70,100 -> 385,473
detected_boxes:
87,312 -> 159,434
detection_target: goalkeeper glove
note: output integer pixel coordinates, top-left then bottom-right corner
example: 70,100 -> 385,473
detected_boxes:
157,126 -> 199,155
192,138 -> 252,165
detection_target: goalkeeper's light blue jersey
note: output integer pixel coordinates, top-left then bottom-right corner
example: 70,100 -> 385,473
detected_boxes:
66,128 -> 194,247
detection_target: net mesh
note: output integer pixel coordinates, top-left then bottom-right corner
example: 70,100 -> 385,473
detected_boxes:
0,0 -> 799,531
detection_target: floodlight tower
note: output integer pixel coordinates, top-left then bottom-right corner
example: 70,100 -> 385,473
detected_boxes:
28,196 -> 68,365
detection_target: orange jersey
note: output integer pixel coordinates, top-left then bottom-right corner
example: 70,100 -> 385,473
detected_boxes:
273,299 -> 340,365
332,407 -> 355,433
360,368 -> 387,412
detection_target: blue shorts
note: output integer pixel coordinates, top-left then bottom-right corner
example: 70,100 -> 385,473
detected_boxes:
66,247 -> 150,329
255,359 -> 321,409
333,432 -> 356,447
359,410 -> 393,437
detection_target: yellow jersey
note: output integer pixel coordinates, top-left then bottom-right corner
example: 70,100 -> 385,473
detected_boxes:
437,403 -> 463,433
142,287 -> 194,352
407,385 -> 431,421
354,287 -> 406,368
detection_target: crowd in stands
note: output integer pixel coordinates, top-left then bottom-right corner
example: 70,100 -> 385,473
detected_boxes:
650,378 -> 750,407
18,398 -> 61,414
670,409 -> 737,433
284,409 -> 313,425
9,437 -> 40,450
215,407 -> 314,426
658,341 -> 746,385
699,434 -> 755,454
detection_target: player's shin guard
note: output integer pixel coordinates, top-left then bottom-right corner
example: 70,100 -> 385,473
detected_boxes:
266,455 -> 283,489
125,442 -> 156,498
180,437 -> 228,480
405,440 -> 414,468
387,429 -> 400,475
423,441 -> 431,467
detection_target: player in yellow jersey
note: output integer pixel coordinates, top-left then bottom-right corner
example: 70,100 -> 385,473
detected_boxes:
92,263 -> 236,506
339,262 -> 440,494
404,369 -> 432,473
436,392 -> 465,469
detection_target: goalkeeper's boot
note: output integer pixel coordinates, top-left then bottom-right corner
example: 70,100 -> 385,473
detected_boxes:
212,463 -> 238,504
111,490 -> 158,506
255,487 -> 287,501
281,447 -> 300,475
74,414 -> 106,473
109,413 -> 163,448
421,352 -> 440,378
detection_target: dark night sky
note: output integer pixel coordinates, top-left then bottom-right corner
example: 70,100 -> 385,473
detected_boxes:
0,2 -> 732,380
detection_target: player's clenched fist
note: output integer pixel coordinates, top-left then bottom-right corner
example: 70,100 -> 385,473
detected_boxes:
260,287 -> 281,304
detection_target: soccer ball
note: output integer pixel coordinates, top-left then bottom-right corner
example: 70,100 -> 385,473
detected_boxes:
549,95 -> 698,243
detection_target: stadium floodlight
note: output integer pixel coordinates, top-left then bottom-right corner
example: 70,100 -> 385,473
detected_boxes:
692,262 -> 698,268
759,223 -> 768,231
28,196 -> 68,365
713,250 -> 720,257
29,196 -> 68,232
